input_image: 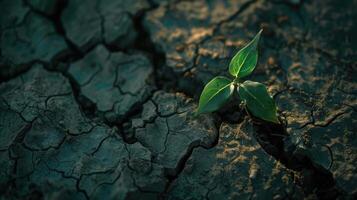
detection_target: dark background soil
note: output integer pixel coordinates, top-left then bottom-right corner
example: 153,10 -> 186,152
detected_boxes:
0,0 -> 356,199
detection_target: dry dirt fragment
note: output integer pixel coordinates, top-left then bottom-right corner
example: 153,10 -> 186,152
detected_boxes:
0,9 -> 67,65
68,45 -> 154,123
61,0 -> 150,49
26,0 -> 59,16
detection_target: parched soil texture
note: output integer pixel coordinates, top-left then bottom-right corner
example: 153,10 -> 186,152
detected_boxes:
0,0 -> 356,199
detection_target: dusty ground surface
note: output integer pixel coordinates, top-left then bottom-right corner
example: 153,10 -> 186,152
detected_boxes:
1,0 -> 356,199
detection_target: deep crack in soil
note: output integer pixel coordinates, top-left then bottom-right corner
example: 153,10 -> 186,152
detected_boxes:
250,116 -> 345,199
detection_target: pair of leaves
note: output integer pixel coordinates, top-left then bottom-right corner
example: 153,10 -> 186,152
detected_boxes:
197,78 -> 278,123
197,30 -> 279,123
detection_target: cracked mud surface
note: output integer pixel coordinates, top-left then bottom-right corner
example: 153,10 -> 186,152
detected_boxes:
1,0 -> 356,199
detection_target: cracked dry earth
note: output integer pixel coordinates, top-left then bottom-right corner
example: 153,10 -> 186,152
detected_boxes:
0,0 -> 356,199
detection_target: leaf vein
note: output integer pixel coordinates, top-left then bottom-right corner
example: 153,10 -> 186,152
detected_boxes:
241,85 -> 266,109
203,83 -> 232,108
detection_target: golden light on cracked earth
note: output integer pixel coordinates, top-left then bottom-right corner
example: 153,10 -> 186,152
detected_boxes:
0,0 -> 356,199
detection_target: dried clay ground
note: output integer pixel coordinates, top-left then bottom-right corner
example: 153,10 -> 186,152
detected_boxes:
0,0 -> 356,199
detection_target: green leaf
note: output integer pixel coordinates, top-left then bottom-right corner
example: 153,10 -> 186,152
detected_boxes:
197,76 -> 234,114
238,80 -> 278,123
229,29 -> 262,78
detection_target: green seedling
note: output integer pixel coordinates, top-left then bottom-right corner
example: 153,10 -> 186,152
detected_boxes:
196,29 -> 279,123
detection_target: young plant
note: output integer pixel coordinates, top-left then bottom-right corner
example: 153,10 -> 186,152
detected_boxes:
196,29 -> 279,123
